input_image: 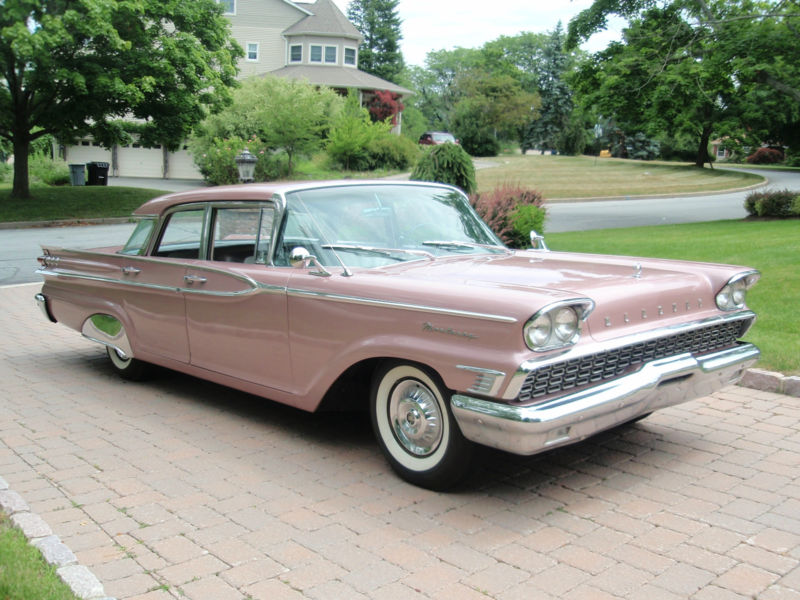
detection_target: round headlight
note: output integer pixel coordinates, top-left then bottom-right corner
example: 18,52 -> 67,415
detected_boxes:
553,307 -> 579,342
731,280 -> 747,306
525,313 -> 552,348
716,284 -> 733,310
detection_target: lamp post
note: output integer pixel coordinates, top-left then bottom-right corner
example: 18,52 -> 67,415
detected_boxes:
235,149 -> 257,183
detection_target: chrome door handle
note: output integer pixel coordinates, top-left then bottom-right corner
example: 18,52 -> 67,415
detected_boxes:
121,266 -> 141,275
184,275 -> 207,284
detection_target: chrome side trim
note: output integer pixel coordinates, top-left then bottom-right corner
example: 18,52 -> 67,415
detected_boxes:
452,342 -> 760,456
286,288 -> 518,323
503,310 -> 756,400
457,365 -> 507,396
35,266 -> 278,298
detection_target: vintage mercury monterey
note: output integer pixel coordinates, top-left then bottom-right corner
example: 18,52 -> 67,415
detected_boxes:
36,181 -> 760,488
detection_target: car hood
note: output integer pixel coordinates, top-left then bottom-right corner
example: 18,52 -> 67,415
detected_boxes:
368,250 -> 746,339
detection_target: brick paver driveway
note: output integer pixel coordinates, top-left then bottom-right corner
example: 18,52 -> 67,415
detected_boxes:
1,283 -> 798,600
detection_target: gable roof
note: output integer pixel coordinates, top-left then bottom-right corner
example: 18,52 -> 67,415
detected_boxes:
285,0 -> 361,40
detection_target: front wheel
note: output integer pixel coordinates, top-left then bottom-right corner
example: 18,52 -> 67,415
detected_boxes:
370,362 -> 474,490
106,346 -> 150,381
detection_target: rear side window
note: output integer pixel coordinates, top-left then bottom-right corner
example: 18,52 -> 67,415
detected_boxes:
211,207 -> 275,263
155,209 -> 205,259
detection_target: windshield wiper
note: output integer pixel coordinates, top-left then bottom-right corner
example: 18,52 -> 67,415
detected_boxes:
421,240 -> 510,254
322,244 -> 435,261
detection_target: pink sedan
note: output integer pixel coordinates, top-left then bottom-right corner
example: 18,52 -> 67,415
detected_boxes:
36,181 -> 760,489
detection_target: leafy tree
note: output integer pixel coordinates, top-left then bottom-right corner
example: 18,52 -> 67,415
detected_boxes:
405,48 -> 485,131
191,76 -> 342,178
0,0 -> 241,198
451,71 -> 540,156
347,0 -> 405,82
568,0 -> 800,162
366,90 -> 405,124
571,5 -> 740,166
326,90 -> 392,170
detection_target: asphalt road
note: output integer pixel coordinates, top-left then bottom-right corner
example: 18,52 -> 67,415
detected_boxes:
1,168 -> 797,286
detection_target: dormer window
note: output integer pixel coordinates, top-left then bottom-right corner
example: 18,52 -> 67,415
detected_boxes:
325,46 -> 337,64
216,0 -> 234,15
290,45 -> 302,63
344,48 -> 356,66
310,45 -> 322,63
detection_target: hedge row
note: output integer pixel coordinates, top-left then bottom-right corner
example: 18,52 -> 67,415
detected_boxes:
744,189 -> 800,218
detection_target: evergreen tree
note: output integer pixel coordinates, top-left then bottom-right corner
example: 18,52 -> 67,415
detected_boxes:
347,0 -> 405,82
520,24 -> 573,153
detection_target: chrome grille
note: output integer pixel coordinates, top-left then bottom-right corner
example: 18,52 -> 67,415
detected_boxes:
516,319 -> 752,403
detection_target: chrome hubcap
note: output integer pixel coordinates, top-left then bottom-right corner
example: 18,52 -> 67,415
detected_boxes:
389,379 -> 443,457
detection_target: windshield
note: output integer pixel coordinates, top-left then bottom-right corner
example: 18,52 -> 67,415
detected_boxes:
280,184 -> 505,267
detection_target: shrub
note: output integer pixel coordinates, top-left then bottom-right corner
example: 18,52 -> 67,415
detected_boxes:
793,195 -> 800,216
326,91 -> 391,171
28,154 -> 70,186
0,161 -> 11,183
190,136 -> 280,186
367,134 -> 419,170
411,143 -> 476,194
746,147 -> 784,164
744,189 -> 798,218
469,184 -> 545,248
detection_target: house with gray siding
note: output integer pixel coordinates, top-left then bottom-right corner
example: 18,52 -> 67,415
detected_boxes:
64,0 -> 410,180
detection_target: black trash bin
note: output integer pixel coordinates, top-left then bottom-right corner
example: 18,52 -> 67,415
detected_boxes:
86,161 -> 110,186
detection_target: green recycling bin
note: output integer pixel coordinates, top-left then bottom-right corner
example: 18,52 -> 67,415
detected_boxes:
69,164 -> 85,186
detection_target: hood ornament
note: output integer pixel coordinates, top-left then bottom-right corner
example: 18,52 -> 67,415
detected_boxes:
633,262 -> 642,279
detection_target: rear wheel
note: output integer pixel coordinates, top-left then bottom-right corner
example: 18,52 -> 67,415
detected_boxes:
106,346 -> 150,381
370,361 -> 473,489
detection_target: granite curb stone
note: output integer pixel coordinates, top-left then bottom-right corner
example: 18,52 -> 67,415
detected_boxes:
740,368 -> 800,397
1,482 -> 116,600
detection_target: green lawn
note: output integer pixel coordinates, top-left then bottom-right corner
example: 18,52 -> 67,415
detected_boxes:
477,155 -> 763,199
0,512 -> 79,600
548,220 -> 799,375
0,185 -> 167,223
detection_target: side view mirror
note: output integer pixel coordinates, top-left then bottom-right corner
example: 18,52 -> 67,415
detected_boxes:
530,230 -> 549,251
289,247 -> 331,277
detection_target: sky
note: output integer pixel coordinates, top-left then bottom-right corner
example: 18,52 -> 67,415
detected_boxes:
330,0 -> 625,66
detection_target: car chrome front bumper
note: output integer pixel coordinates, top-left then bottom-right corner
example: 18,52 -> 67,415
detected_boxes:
451,343 -> 760,456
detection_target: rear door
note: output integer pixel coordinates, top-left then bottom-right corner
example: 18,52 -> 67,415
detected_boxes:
183,205 -> 293,390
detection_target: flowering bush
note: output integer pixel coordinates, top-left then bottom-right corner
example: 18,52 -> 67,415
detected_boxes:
469,184 -> 545,248
746,147 -> 784,164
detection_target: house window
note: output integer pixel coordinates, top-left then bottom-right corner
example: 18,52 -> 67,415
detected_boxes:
246,42 -> 259,62
325,46 -> 337,64
216,0 -> 234,14
344,47 -> 356,66
310,45 -> 322,63
290,44 -> 302,63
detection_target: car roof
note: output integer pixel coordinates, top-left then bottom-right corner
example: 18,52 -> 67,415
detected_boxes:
133,180 -> 459,216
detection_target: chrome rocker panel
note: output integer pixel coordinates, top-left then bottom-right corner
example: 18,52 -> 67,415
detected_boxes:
451,343 -> 760,456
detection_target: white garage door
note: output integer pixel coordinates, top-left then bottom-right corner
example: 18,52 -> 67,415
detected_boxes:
65,141 -> 112,167
116,144 -> 164,178
168,147 -> 202,180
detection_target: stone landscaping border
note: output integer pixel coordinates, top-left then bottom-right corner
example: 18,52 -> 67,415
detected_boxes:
741,368 -> 800,397
0,476 -> 114,600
